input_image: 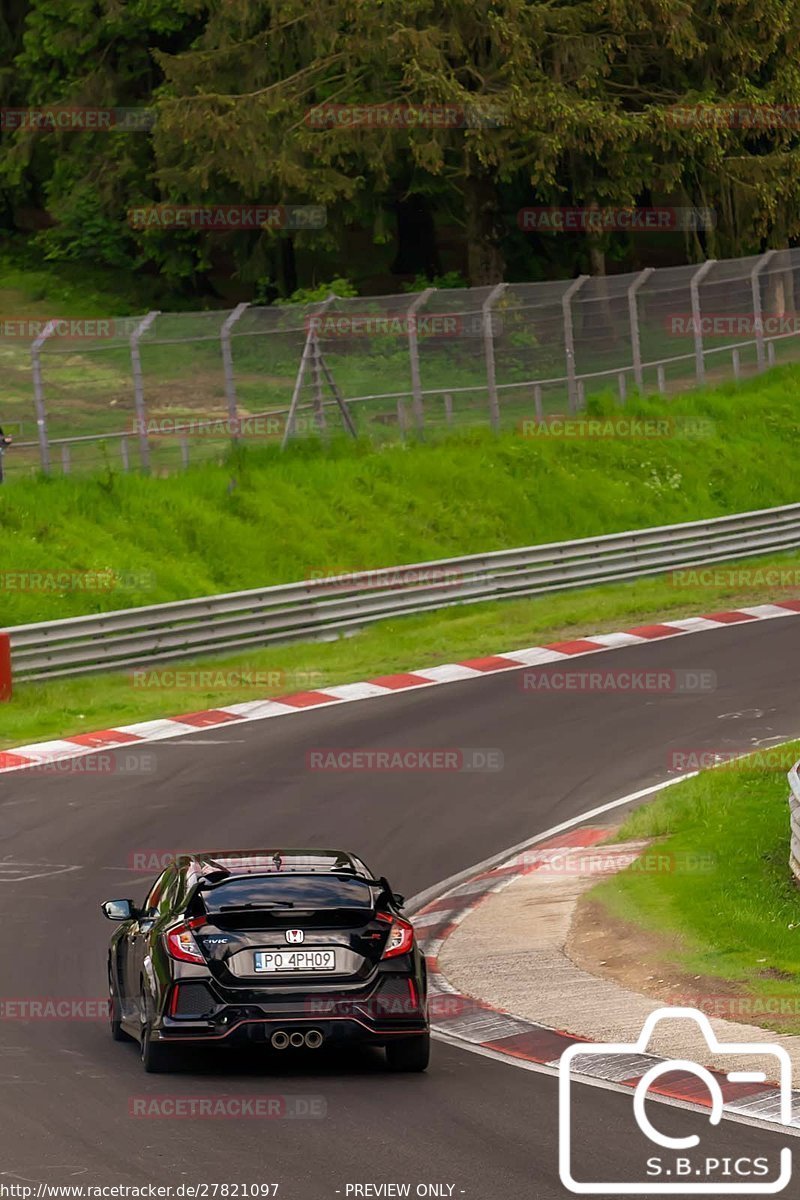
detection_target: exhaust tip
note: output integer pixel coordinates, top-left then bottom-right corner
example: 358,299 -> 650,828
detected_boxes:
289,1031 -> 306,1048
271,1030 -> 290,1050
305,1030 -> 323,1049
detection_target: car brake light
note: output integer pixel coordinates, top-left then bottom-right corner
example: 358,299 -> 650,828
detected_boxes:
164,917 -> 206,964
378,913 -> 415,959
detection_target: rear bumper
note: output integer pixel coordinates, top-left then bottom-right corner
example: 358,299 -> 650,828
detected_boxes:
154,1013 -> 429,1046
154,977 -> 429,1045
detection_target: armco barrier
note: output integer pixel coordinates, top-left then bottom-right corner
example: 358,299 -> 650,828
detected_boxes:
6,500 -> 800,682
0,633 -> 11,700
789,762 -> 800,883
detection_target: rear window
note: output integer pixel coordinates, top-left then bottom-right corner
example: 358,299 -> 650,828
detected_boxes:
202,875 -> 377,911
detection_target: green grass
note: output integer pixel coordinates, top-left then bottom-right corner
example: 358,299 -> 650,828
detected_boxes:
587,748 -> 800,1034
3,546 -> 800,751
3,371 -> 800,625
4,361 -> 800,750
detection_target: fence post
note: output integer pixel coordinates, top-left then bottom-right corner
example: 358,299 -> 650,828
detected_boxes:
689,260 -> 715,385
562,276 -> 588,412
406,288 -> 435,434
309,295 -> 337,436
30,319 -> 56,474
0,632 -> 11,701
751,251 -> 776,372
627,267 -> 653,392
483,282 -> 506,432
220,302 -> 249,439
397,398 -> 408,439
129,311 -> 160,473
443,393 -> 454,426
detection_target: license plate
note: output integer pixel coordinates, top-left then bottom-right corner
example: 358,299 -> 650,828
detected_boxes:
254,949 -> 336,973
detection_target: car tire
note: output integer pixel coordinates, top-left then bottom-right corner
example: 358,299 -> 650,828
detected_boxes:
108,973 -> 133,1042
385,1033 -> 430,1072
139,986 -> 176,1074
140,1022 -> 177,1074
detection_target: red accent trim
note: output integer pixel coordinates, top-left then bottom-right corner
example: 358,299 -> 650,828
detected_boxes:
621,1069 -> 772,1106
368,673 -> 432,689
274,691 -> 340,708
625,623 -> 683,639
67,729 -> 141,747
173,710 -> 242,727
543,639 -> 605,655
482,1028 -> 584,1062
701,610 -> 756,624
458,655 -> 522,672
0,751 -> 34,769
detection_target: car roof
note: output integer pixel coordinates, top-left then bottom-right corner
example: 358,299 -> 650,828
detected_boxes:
174,848 -> 374,880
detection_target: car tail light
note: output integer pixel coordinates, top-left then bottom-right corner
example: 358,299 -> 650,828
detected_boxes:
377,912 -> 415,959
164,918 -> 206,964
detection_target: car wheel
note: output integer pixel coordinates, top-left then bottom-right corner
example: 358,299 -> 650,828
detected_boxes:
108,972 -> 133,1042
385,1033 -> 430,1072
139,987 -> 176,1074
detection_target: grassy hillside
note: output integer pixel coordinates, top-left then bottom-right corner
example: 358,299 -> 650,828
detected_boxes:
1,369 -> 800,625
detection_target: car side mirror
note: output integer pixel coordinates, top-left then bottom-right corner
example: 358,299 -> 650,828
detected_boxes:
102,899 -> 137,921
393,893 -> 406,907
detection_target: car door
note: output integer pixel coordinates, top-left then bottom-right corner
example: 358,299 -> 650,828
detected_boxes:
122,867 -> 175,1004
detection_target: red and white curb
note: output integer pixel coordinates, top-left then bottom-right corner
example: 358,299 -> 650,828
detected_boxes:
412,828 -> 800,1130
3,598 -> 800,775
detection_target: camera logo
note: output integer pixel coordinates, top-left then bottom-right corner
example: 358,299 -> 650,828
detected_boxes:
559,1007 -> 792,1194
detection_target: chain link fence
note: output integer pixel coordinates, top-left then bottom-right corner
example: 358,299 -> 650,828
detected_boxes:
4,248 -> 800,480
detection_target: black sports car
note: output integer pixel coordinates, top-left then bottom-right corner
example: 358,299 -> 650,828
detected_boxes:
103,848 -> 430,1073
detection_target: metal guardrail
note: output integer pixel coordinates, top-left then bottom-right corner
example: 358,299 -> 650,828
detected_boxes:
8,501 -> 800,681
788,762 -> 800,883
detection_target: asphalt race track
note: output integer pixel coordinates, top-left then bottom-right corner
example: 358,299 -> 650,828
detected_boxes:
2,618 -> 799,1198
